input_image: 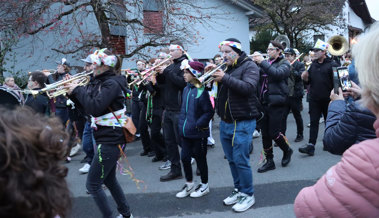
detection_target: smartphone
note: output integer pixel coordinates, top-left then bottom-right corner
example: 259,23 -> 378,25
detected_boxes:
336,66 -> 352,92
332,67 -> 340,94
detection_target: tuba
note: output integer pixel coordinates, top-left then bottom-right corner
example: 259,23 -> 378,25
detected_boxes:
327,35 -> 349,56
274,35 -> 290,49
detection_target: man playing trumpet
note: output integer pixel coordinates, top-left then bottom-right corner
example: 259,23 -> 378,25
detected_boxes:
211,38 -> 260,212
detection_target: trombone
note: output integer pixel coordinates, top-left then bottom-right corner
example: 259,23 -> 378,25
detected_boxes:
128,55 -> 172,87
190,62 -> 227,88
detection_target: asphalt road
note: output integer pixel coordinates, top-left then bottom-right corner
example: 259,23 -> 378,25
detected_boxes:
66,99 -> 340,218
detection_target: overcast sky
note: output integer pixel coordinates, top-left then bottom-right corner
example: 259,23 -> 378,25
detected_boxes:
366,0 -> 379,20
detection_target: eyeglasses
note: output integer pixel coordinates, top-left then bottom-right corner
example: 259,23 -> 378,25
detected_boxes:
313,49 -> 322,52
284,54 -> 294,57
266,48 -> 277,51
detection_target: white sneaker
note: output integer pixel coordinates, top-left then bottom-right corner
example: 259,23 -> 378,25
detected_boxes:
190,183 -> 210,198
159,160 -> 171,170
116,213 -> 133,218
79,163 -> 91,174
223,189 -> 240,205
176,182 -> 195,198
69,143 -> 81,157
232,193 -> 255,212
191,157 -> 195,165
253,130 -> 261,138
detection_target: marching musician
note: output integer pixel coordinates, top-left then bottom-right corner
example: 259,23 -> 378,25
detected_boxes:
211,38 -> 260,212
175,60 -> 214,198
66,48 -> 132,218
136,60 -> 155,157
47,58 -> 71,124
282,48 -> 305,142
131,60 -> 146,141
300,39 -> 339,156
252,41 -> 293,173
142,56 -> 167,163
157,41 -> 187,181
24,71 -> 49,115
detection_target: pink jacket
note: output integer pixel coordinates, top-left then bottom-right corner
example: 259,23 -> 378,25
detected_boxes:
294,119 -> 379,218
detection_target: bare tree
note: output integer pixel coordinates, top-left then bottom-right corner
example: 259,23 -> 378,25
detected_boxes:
250,0 -> 346,48
0,0 -> 220,77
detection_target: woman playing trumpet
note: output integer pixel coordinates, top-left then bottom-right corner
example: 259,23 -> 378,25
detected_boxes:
66,48 -> 133,218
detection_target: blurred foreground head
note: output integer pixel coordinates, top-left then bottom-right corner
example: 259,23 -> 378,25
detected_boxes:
0,107 -> 71,218
353,22 -> 379,116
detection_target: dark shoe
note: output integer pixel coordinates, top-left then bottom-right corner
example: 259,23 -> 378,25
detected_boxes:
281,147 -> 293,167
298,143 -> 315,156
160,171 -> 183,182
294,134 -> 304,142
152,156 -> 163,162
140,150 -> 149,156
147,151 -> 155,157
207,144 -> 215,148
257,159 -> 276,173
274,143 -> 278,147
196,167 -> 200,176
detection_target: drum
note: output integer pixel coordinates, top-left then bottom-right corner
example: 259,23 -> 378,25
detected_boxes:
0,86 -> 22,109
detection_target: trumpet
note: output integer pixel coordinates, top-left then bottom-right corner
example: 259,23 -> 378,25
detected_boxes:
128,55 -> 171,87
190,62 -> 227,88
23,71 -> 93,98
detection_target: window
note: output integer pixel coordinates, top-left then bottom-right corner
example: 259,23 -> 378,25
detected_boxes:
313,34 -> 325,43
143,0 -> 164,34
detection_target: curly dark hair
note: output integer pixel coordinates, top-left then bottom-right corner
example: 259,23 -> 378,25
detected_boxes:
0,107 -> 71,218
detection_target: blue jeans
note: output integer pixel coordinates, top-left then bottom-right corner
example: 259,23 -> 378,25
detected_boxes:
82,121 -> 96,164
220,119 -> 256,196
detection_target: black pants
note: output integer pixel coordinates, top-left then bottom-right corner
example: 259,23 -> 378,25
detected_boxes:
139,104 -> 152,152
131,100 -> 142,135
261,105 -> 289,159
163,110 -> 182,174
308,99 -> 329,145
150,112 -> 166,159
283,97 -> 304,136
86,144 -> 131,218
181,137 -> 208,184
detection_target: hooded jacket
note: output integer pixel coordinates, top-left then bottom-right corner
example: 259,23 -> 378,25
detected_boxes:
294,119 -> 379,218
178,84 -> 214,139
216,52 -> 260,122
70,70 -> 127,145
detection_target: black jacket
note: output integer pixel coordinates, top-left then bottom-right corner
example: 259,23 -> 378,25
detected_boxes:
323,100 -> 376,155
288,61 -> 305,98
306,57 -> 339,101
70,70 -> 127,145
217,52 -> 260,121
158,55 -> 187,111
178,84 -> 214,138
24,89 -> 49,115
144,81 -> 164,115
258,55 -> 291,106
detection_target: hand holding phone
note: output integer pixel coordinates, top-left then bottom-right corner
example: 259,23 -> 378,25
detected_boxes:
336,67 -> 352,92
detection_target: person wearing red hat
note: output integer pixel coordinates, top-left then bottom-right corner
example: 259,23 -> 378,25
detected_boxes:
175,60 -> 214,199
